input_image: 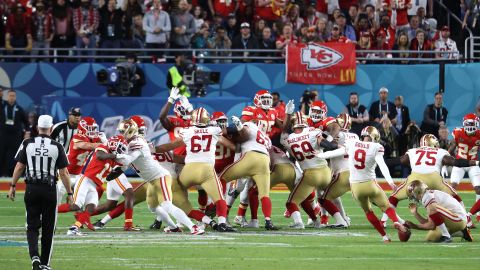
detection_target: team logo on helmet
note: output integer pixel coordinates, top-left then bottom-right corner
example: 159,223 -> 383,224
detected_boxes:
361,126 -> 380,143
253,90 -> 273,110
191,107 -> 210,127
419,134 -> 439,148
463,113 -> 479,136
78,116 -> 99,139
117,119 -> 139,140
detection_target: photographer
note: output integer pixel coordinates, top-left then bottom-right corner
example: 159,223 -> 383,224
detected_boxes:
167,53 -> 191,97
126,53 -> 145,97
299,89 -> 318,115
105,53 -> 145,97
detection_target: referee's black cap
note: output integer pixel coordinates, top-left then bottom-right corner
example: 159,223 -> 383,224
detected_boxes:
69,107 -> 81,116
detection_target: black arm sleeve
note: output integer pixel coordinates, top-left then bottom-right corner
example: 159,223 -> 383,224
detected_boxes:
226,125 -> 239,135
453,158 -> 473,168
56,143 -> 69,169
320,140 -> 338,151
106,167 -> 124,181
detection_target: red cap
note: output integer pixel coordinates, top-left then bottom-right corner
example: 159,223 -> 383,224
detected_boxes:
441,25 -> 450,31
360,31 -> 371,38
377,30 -> 386,38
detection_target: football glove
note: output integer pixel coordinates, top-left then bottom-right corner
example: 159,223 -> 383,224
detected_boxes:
168,87 -> 181,104
231,116 -> 243,131
285,99 -> 295,115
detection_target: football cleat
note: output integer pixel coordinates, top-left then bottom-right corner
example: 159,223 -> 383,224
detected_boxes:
265,220 -> 279,230
124,225 -> 141,231
313,219 -> 327,229
289,222 -> 305,229
383,236 -> 392,243
77,212 -> 95,231
32,256 -> 41,270
437,236 -> 453,243
66,227 -> 86,236
40,266 -> 52,270
246,219 -> 259,228
217,223 -> 237,232
234,216 -> 249,227
190,225 -> 205,235
467,214 -> 476,229
306,218 -> 314,226
209,221 -> 219,231
462,227 -> 473,242
345,216 -> 352,226
327,223 -> 348,229
149,219 -> 162,230
93,220 -> 105,230
164,226 -> 183,233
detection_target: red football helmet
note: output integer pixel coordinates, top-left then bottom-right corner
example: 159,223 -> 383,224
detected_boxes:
107,135 -> 128,155
174,101 -> 191,120
130,115 -> 146,135
463,113 -> 479,135
211,111 -> 228,128
309,100 -> 327,123
253,90 -> 273,110
77,116 -> 98,139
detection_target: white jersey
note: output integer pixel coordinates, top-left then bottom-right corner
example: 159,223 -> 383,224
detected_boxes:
240,122 -> 271,155
421,190 -> 467,222
330,131 -> 359,173
154,151 -> 177,179
345,139 -> 385,183
435,38 -> 459,59
283,128 -> 327,170
126,136 -> 170,182
406,146 -> 449,174
180,126 -> 222,165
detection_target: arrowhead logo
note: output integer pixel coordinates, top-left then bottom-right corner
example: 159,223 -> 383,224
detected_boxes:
301,44 -> 344,70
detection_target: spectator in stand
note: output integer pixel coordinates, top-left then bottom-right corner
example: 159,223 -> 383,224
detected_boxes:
406,15 -> 420,41
208,0 -> 236,20
326,24 -> 345,42
356,32 -> 374,63
410,28 -> 433,58
393,95 -> 410,155
343,91 -> 369,136
31,1 -> 54,61
392,31 -> 410,64
73,0 -> 99,57
49,0 -> 75,61
258,26 -> 276,63
354,13 -> 372,41
371,30 -> 392,59
392,0 -> 412,34
284,4 -> 304,33
304,4 -> 319,27
379,113 -> 399,159
316,17 -> 330,41
5,3 -> 33,60
314,0 -> 329,19
369,87 -> 397,124
347,4 -> 359,26
424,18 -> 437,40
143,0 -> 170,59
98,0 -> 126,58
420,92 -> 448,138
256,0 -> 282,25
276,23 -> 299,58
327,1 -> 341,17
232,22 -> 259,63
209,26 -> 232,63
376,13 -> 395,50
462,0 -> 480,36
191,22 -> 211,62
24,111 -> 39,140
130,13 -> 145,49
438,125 -> 449,151
364,4 -> 378,30
302,26 -> 323,43
435,26 -> 459,60
254,18 -> 267,40
335,12 -> 356,41
405,121 -> 421,149
209,14 -> 224,39
416,6 -> 429,30
225,14 -> 239,41
123,0 -> 143,19
192,6 -> 204,32
170,0 -> 195,49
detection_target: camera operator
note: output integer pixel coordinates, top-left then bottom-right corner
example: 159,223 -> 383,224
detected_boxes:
106,53 -> 145,97
299,89 -> 318,115
126,53 -> 145,97
167,53 -> 191,97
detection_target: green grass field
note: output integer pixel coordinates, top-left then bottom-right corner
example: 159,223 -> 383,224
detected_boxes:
1,191 -> 479,270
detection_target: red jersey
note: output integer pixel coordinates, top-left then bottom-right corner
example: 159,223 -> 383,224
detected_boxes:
82,145 -> 117,187
394,0 -> 411,26
307,117 -> 323,129
214,142 -> 234,173
271,102 -> 286,139
67,134 -> 98,175
213,0 -> 236,18
307,116 -> 336,130
255,0 -> 280,22
241,105 -> 278,138
452,128 -> 480,160
166,116 -> 190,156
376,27 -> 396,50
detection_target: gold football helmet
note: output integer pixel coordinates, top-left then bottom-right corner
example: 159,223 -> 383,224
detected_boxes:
360,126 -> 380,142
117,119 -> 139,140
191,107 -> 210,127
419,134 -> 439,148
336,113 -> 352,131
292,111 -> 308,129
406,180 -> 428,203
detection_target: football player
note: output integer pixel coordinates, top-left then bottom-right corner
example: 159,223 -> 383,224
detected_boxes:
282,112 -> 343,229
381,134 -> 478,226
405,180 -> 473,242
116,119 -> 204,235
57,117 -> 103,205
448,113 -> 480,226
317,126 -> 407,242
65,135 -> 128,236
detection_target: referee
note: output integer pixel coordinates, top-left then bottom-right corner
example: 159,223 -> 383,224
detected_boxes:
8,115 -> 73,270
51,107 -> 81,153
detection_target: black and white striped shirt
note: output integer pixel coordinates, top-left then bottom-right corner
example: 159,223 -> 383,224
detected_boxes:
51,120 -> 77,153
15,135 -> 69,186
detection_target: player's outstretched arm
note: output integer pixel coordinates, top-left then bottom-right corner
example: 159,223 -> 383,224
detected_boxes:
159,87 -> 181,131
442,155 -> 479,167
316,147 -> 345,159
218,136 -> 236,151
74,141 -> 102,151
155,139 -> 185,153
375,154 -> 396,190
447,140 -> 457,157
96,150 -> 117,161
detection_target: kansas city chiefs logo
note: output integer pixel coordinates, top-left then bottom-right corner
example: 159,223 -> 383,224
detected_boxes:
301,44 -> 344,70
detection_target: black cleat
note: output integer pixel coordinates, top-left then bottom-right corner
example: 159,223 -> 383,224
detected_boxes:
93,220 -> 105,230
32,257 -> 41,270
217,223 -> 237,232
462,227 -> 473,242
265,220 -> 279,231
149,219 -> 162,230
209,221 -> 218,231
437,236 -> 453,243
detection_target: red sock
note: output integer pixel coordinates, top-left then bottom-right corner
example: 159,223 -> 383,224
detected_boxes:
188,210 -> 206,222
124,208 -> 133,227
452,194 -> 463,203
248,188 -> 259,219
319,199 -> 340,216
385,207 -> 399,223
220,179 -> 227,195
237,203 -> 247,217
366,211 -> 386,236
198,190 -> 208,211
216,200 -> 228,218
57,203 -> 70,213
260,196 -> 272,219
96,186 -> 104,199
108,203 -> 125,219
301,200 -> 317,220
305,191 -> 315,202
388,196 -> 399,207
470,199 -> 480,215
286,202 -> 300,213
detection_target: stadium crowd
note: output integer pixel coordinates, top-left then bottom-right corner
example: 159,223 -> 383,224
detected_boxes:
0,0 -> 470,62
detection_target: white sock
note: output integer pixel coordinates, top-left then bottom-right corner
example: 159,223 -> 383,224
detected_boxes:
100,215 -> 112,225
201,216 -> 212,224
218,216 -> 226,224
154,205 -> 176,228
161,201 -> 194,230
333,212 -> 347,225
396,214 -> 405,224
438,223 -> 451,238
380,213 -> 389,223
333,197 -> 347,221
239,184 -> 249,205
291,211 -> 302,224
